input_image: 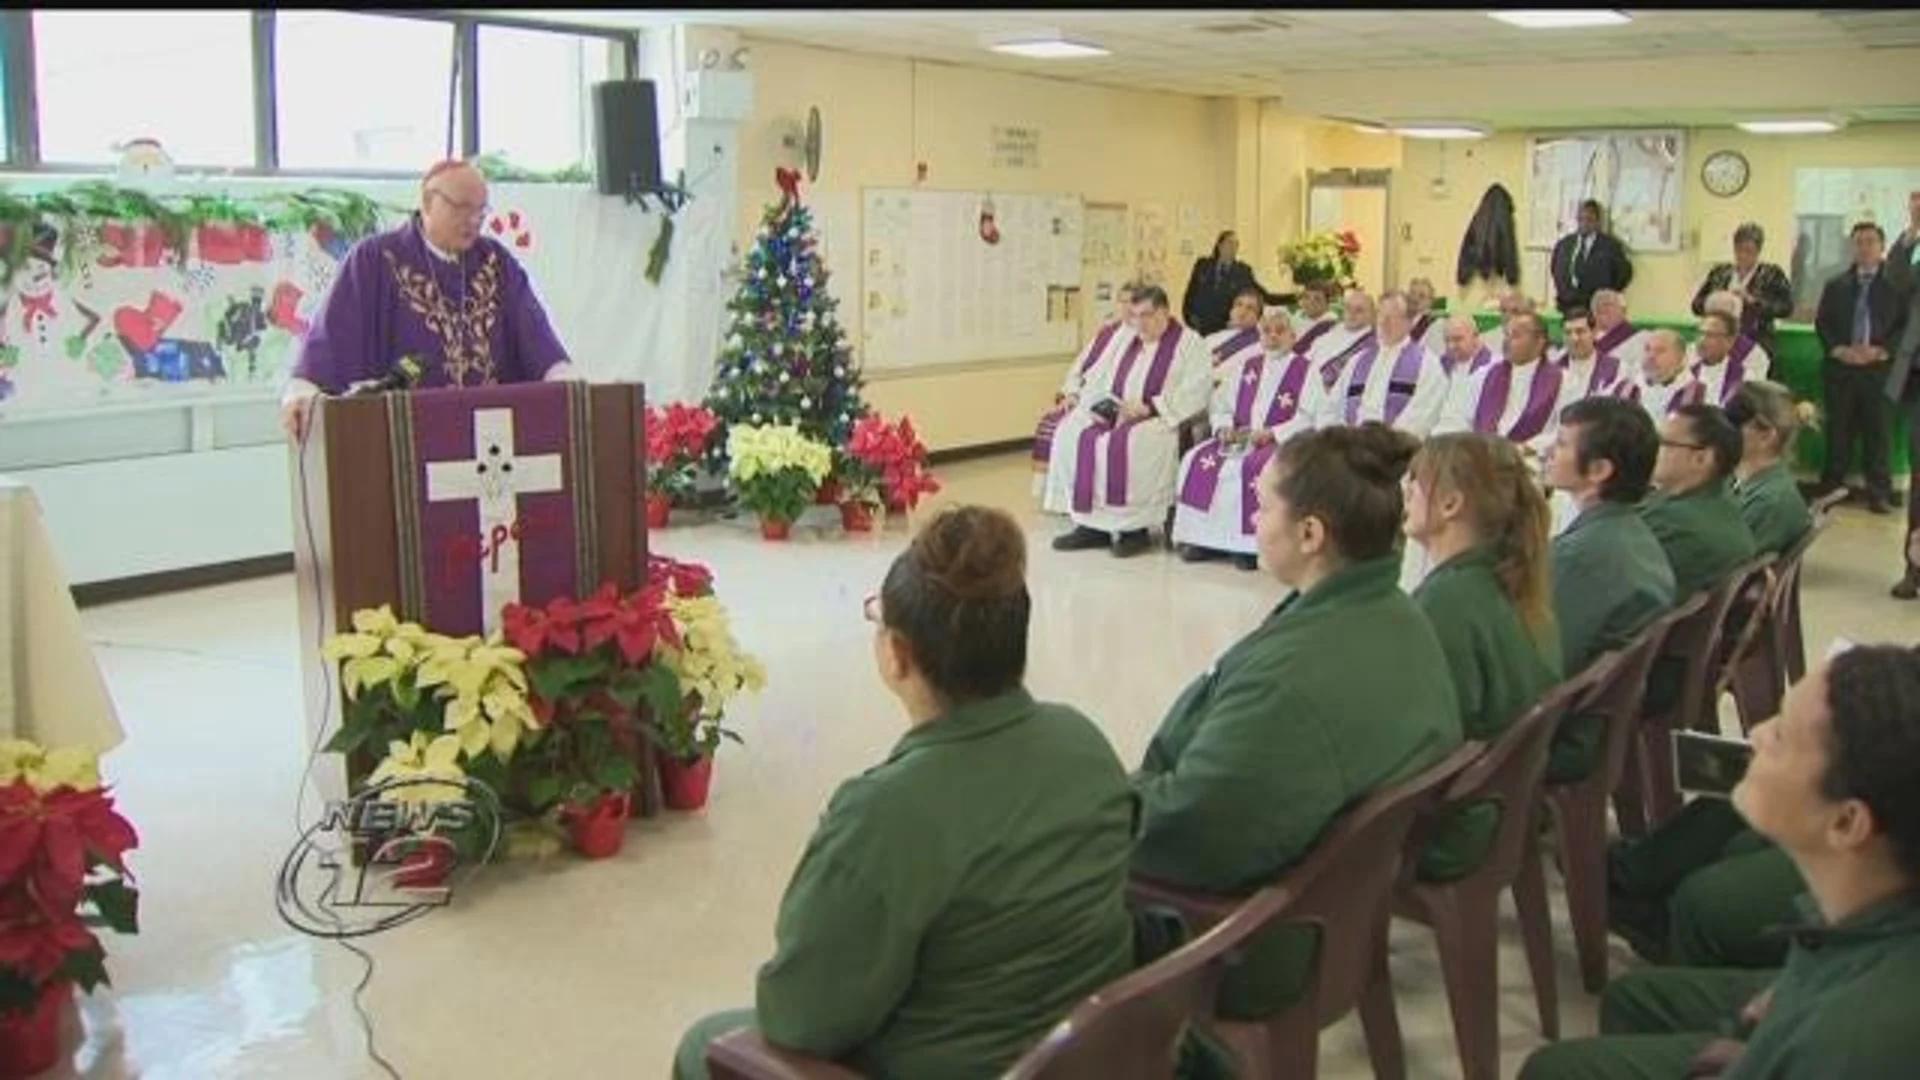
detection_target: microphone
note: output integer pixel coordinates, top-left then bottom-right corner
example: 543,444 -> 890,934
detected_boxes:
343,355 -> 426,397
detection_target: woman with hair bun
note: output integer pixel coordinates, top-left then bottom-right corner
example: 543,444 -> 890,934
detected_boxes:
1725,380 -> 1814,556
1402,433 -> 1563,880
1132,422 -> 1463,1016
676,506 -> 1136,1080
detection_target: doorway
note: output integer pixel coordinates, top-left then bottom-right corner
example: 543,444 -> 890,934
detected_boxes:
1307,168 -> 1393,296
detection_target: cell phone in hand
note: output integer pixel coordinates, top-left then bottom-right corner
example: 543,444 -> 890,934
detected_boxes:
1089,398 -> 1121,424
1672,730 -> 1755,798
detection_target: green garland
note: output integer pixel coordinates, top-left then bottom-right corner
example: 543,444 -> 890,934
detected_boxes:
471,153 -> 592,185
0,181 -> 398,289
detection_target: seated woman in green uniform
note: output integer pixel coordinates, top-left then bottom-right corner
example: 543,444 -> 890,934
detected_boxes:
1725,380 -> 1813,557
1403,433 -> 1563,880
674,506 -> 1137,1080
1523,645 -> 1920,1080
1132,422 -> 1463,1018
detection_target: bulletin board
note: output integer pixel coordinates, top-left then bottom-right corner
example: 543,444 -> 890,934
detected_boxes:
860,188 -> 1084,371
1527,130 -> 1686,252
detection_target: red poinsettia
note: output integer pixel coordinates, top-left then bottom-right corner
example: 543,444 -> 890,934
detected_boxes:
501,598 -> 583,657
645,403 -> 721,469
0,782 -> 140,993
846,413 -> 941,512
647,554 -> 714,598
1336,229 -> 1361,255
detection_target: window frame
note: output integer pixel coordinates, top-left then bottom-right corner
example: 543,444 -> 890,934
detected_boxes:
0,8 -> 640,178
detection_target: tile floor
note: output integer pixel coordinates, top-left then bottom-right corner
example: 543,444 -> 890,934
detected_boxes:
53,452 -> 1918,1079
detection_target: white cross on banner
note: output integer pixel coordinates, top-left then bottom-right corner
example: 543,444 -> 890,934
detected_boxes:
425,407 -> 564,635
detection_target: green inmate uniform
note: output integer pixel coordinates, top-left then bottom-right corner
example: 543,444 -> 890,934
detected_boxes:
1521,891 -> 1920,1079
1546,502 -> 1677,782
1130,555 -> 1462,1021
1733,462 -> 1812,558
1410,545 -> 1563,881
1638,478 -> 1759,718
674,690 -> 1137,1080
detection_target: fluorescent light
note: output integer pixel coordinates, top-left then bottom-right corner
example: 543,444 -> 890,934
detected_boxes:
1351,123 -> 1391,136
1736,118 -> 1841,135
1392,122 -> 1491,140
1488,10 -> 1631,29
988,37 -> 1109,59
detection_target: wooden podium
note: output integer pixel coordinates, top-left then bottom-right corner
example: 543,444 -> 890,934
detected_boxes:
292,380 -> 654,812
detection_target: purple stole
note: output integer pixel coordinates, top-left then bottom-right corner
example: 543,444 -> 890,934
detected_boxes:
1292,318 -> 1336,357
1557,351 -> 1622,397
1176,354 -> 1313,528
1034,320 -> 1125,464
1594,322 -> 1638,357
1693,356 -> 1745,406
1317,329 -> 1377,393
1409,312 -> 1436,343
1344,339 -> 1426,425
1444,345 -> 1495,379
1072,324 -> 1186,514
1472,362 -> 1565,441
1210,326 -> 1259,366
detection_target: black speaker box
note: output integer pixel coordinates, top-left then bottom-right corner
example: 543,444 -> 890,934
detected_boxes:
592,80 -> 662,196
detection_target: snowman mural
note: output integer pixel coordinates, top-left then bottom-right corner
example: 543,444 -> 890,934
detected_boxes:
0,222 -> 109,404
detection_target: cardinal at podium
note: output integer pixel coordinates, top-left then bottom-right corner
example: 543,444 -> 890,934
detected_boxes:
280,159 -> 575,438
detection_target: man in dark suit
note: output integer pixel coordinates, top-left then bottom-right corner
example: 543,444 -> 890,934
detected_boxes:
1181,230 -> 1278,335
1885,194 -> 1920,597
1551,199 -> 1634,316
1816,221 -> 1909,515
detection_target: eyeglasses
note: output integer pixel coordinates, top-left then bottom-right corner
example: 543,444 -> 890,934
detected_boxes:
429,189 -> 490,222
863,593 -> 881,625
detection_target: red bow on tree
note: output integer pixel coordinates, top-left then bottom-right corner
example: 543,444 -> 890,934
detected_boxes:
775,167 -> 803,204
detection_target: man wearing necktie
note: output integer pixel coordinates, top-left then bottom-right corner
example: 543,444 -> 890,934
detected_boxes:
1816,221 -> 1908,515
1551,199 -> 1634,317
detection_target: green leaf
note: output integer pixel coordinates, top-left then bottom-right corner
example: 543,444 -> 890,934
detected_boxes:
527,774 -> 563,811
593,757 -> 638,792
530,654 -> 610,702
56,945 -> 110,995
85,879 -> 140,935
324,722 -> 375,756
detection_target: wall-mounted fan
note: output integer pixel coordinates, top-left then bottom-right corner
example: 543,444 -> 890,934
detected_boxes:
781,105 -> 823,183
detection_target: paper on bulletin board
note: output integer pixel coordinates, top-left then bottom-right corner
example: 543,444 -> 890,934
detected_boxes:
1081,202 -> 1131,335
1133,203 -> 1171,289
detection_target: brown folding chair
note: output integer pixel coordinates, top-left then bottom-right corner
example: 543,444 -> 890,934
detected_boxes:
1392,659 -> 1613,1080
707,881 -> 1281,1080
1778,489 -> 1846,686
1127,742 -> 1483,1080
1622,557 -> 1774,831
1542,594 -> 1704,994
1718,557 -> 1787,735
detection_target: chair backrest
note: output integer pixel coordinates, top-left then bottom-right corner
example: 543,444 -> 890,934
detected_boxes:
1662,557 -> 1775,730
1256,741 -> 1483,1019
1582,592 -> 1708,794
1720,557 -> 1785,685
1410,658 -> 1614,883
1005,885 -> 1284,1080
1779,496 -> 1842,683
1809,487 -> 1849,526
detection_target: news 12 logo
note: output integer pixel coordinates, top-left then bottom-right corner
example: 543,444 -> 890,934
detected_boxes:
276,776 -> 502,938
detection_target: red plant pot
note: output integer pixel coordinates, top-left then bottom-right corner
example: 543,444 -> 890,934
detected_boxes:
0,980 -> 69,1078
840,502 -> 874,532
645,492 -> 672,529
814,479 -> 842,505
659,754 -> 714,811
565,792 -> 630,859
759,516 -> 792,542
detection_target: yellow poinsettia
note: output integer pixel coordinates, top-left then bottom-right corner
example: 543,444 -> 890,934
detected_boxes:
322,605 -> 446,700
419,632 -> 539,761
727,423 -> 833,486
368,731 -> 467,804
660,594 -> 766,719
0,739 -> 102,792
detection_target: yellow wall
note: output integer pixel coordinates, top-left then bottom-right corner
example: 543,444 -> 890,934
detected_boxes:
1381,123 -> 1920,318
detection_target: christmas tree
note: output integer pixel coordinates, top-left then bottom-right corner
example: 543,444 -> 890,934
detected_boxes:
706,169 -> 868,467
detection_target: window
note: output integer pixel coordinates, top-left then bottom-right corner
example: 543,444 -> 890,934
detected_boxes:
478,26 -> 619,176
276,12 -> 456,171
33,11 -> 253,166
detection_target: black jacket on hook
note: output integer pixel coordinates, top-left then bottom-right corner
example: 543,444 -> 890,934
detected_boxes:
1456,183 -> 1520,288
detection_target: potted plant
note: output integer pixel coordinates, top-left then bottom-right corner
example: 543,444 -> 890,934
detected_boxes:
651,578 -> 766,811
726,423 -> 832,541
848,412 -> 941,517
1279,229 -> 1361,291
0,741 -> 139,1077
644,403 -> 721,529
829,446 -> 884,532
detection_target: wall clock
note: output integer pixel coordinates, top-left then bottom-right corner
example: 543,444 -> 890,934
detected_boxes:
1702,149 -> 1750,198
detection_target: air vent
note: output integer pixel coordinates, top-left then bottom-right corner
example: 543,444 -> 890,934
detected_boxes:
1195,15 -> 1292,35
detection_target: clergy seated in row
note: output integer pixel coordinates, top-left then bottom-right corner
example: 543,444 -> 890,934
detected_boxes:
1479,287 -> 1538,360
1556,307 -> 1629,400
1403,434 -> 1563,881
1618,330 -> 1708,422
280,159 -> 573,439
1406,275 -> 1450,356
1694,289 -> 1774,384
1202,287 -> 1266,384
1288,279 -> 1338,343
1727,381 -> 1814,557
1170,310 -> 1326,570
1132,424 -> 1462,1024
1521,644 -> 1920,1080
676,508 -> 1136,1080
1432,313 -> 1497,426
1541,398 -> 1676,782
1692,310 -> 1756,408
1438,311 -> 1566,459
1324,290 -> 1450,436
1032,283 -> 1138,488
1303,287 -> 1379,377
1045,285 -> 1211,557
1588,288 -> 1650,375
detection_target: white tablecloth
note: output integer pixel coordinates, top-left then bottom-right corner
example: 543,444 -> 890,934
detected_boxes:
0,478 -> 123,751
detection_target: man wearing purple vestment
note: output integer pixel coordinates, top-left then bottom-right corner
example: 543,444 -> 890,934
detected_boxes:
1406,276 -> 1449,356
1202,289 -> 1265,386
1045,286 -> 1211,557
1481,288 -> 1537,361
280,160 -> 573,439
1033,284 -> 1139,493
1288,280 -> 1337,341
1691,310 -> 1752,408
1621,329 -> 1708,424
1587,289 -> 1650,376
1439,311 -> 1566,460
1435,314 -> 1495,429
1694,289 -> 1773,383
1322,291 -> 1449,437
1555,308 -> 1627,403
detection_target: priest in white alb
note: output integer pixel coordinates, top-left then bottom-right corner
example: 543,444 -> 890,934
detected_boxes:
1619,329 -> 1707,422
1437,310 -> 1567,458
1302,287 -> 1379,390
1691,289 -> 1773,382
1588,288 -> 1650,374
1480,287 -> 1537,359
1322,290 -> 1449,436
1046,285 -> 1211,557
1690,310 -> 1753,407
1406,276 -> 1449,355
1032,282 -> 1138,493
1435,313 -> 1497,425
1556,306 -> 1628,400
1203,288 -> 1266,384
1170,309 -> 1325,569
1288,280 -> 1337,343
